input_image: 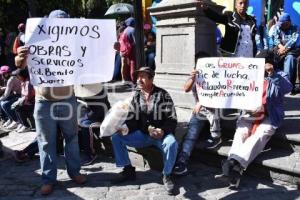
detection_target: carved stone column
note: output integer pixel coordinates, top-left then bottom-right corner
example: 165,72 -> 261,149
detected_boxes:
149,0 -> 224,108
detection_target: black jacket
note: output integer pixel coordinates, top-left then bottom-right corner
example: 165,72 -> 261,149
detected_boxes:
204,8 -> 258,56
125,85 -> 177,135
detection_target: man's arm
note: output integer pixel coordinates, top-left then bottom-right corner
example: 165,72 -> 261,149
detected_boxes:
183,70 -> 198,92
197,0 -> 229,25
15,46 -> 28,68
284,27 -> 299,49
0,78 -> 14,101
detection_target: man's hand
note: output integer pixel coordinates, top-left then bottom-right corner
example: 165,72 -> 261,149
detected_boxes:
192,102 -> 202,114
149,126 -> 164,139
190,69 -> 198,81
113,42 -> 120,51
116,124 -> 129,135
15,46 -> 28,68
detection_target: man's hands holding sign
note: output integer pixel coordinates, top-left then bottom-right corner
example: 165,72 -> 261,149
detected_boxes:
15,46 -> 28,68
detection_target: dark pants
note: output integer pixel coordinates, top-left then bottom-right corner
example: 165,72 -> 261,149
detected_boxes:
15,104 -> 35,128
1,95 -> 20,122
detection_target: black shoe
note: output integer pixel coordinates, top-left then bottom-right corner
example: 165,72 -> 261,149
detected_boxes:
221,159 -> 243,188
81,154 -> 98,166
221,159 -> 235,177
204,137 -> 222,149
229,176 -> 241,189
162,175 -> 174,195
111,165 -> 136,184
173,162 -> 188,175
290,88 -> 296,95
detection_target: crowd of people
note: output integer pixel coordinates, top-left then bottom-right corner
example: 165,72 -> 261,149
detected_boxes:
0,0 -> 299,196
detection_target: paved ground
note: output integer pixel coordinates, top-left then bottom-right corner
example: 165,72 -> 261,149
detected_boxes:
0,131 -> 299,200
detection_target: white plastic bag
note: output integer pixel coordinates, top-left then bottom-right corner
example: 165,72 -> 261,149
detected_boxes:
100,98 -> 131,137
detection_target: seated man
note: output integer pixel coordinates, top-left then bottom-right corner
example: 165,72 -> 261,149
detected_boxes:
0,65 -> 21,129
11,68 -> 35,133
111,67 -> 178,194
273,13 -> 300,95
217,50 -> 292,188
173,52 -> 221,175
77,86 -> 111,165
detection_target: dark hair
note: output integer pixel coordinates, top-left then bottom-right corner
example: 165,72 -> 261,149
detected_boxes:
255,50 -> 277,67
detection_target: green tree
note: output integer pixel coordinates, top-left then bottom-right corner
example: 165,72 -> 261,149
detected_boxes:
105,0 -> 132,6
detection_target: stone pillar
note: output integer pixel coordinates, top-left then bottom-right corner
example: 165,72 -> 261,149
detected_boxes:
149,0 -> 224,109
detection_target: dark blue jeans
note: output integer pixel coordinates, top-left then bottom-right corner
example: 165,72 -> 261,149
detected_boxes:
112,130 -> 178,175
1,95 -> 20,122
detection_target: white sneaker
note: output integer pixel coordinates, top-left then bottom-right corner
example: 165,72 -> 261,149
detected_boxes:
17,126 -> 31,133
14,124 -> 23,132
7,121 -> 18,130
3,119 -> 12,127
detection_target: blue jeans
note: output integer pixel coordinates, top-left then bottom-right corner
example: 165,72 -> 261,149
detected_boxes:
34,96 -> 81,185
145,52 -> 156,71
111,130 -> 178,175
1,95 -> 20,122
177,113 -> 206,163
284,54 -> 296,87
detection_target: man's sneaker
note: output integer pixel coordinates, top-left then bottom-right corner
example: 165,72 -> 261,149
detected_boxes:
162,175 -> 174,195
173,162 -> 188,175
81,154 -> 98,166
2,119 -> 12,128
204,137 -> 222,149
111,165 -> 136,184
7,121 -> 18,130
17,126 -> 31,133
14,124 -> 23,132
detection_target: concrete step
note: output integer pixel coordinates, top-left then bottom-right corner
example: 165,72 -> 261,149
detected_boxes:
192,141 -> 300,185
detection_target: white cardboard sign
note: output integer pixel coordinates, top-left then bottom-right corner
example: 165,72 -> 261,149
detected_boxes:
25,18 -> 116,87
195,57 -> 265,110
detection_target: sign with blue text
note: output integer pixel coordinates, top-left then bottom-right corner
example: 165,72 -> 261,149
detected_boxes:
25,18 -> 116,87
196,57 -> 265,110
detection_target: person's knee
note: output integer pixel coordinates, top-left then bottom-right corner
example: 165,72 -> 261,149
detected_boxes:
163,135 -> 178,150
111,133 -> 122,143
285,54 -> 295,63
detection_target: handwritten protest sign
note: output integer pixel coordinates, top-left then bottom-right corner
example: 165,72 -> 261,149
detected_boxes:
195,57 -> 265,110
25,18 -> 116,87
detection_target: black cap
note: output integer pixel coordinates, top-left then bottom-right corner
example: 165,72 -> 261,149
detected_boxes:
255,50 -> 275,66
135,66 -> 155,78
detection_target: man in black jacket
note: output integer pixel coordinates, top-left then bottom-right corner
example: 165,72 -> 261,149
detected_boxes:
111,67 -> 178,194
198,0 -> 259,57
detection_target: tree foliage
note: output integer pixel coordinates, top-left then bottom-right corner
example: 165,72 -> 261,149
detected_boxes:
0,0 -> 112,32
105,0 -> 132,7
